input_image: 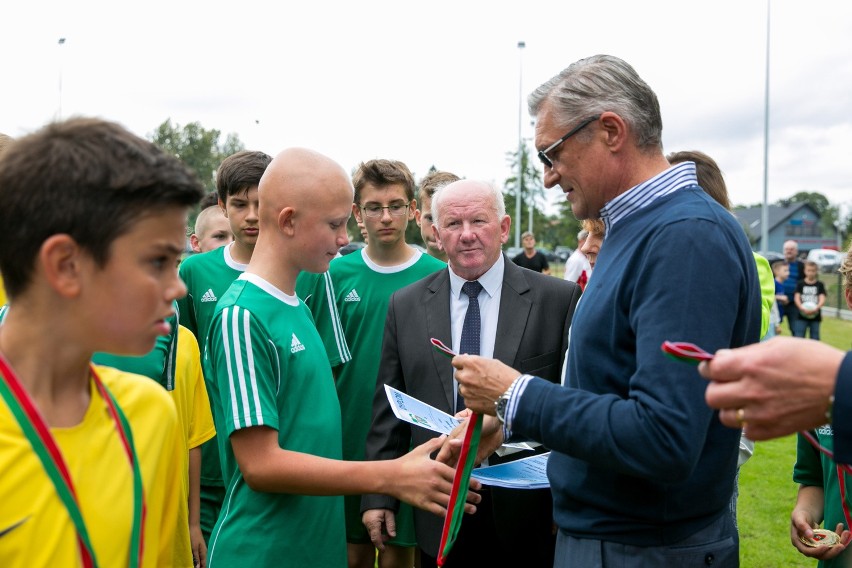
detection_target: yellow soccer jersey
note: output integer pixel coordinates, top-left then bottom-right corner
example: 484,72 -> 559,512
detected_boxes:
168,325 -> 216,566
0,366 -> 182,567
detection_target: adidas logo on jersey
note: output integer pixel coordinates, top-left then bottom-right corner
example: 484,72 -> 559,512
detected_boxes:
344,289 -> 361,302
200,289 -> 218,303
290,333 -> 305,354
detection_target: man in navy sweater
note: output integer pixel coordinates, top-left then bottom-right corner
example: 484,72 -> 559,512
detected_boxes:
450,54 -> 761,567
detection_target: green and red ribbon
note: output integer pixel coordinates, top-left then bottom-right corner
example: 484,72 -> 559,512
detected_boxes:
430,337 -> 482,565
0,355 -> 145,568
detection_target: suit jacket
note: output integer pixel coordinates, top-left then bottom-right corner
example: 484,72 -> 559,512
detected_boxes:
362,256 -> 581,557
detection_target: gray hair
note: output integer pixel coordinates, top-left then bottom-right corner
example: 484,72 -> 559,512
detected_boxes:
431,180 -> 506,228
528,54 -> 663,149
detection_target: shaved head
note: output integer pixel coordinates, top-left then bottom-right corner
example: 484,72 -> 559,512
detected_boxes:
251,148 -> 353,283
258,147 -> 353,228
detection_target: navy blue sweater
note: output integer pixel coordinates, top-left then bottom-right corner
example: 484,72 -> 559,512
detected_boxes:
514,187 -> 760,545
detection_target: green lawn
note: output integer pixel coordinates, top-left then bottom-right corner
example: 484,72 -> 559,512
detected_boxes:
738,316 -> 852,566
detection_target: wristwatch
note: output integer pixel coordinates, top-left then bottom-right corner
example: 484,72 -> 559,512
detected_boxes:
495,380 -> 517,424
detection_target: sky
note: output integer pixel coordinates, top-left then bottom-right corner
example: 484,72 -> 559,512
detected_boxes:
3,0 -> 852,219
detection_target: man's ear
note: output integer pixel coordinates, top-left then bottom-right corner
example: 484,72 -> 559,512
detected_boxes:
190,234 -> 201,253
219,198 -> 229,218
278,207 -> 296,236
352,203 -> 362,224
598,111 -> 629,153
40,234 -> 85,298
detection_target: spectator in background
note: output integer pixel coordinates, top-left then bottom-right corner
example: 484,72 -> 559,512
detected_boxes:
563,229 -> 591,289
784,239 -> 807,333
772,259 -> 790,335
416,170 -> 459,262
512,230 -> 550,274
579,220 -> 605,271
793,260 -> 827,340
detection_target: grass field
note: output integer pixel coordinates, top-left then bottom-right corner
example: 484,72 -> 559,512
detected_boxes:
738,317 -> 852,566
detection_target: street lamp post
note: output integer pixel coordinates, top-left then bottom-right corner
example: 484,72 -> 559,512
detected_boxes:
515,40 -> 525,249
760,1 -> 770,255
58,37 -> 66,119
837,220 -> 844,317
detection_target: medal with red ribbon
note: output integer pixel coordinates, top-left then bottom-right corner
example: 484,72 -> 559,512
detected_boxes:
0,355 -> 146,568
430,337 -> 481,565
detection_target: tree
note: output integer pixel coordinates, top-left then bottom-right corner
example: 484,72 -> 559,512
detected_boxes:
149,119 -> 245,193
502,144 -> 583,249
503,143 -> 545,245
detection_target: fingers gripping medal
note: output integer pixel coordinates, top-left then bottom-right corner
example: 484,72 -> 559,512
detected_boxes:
661,341 -> 714,365
800,528 -> 841,548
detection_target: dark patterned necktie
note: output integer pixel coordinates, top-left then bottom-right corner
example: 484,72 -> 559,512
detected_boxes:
457,280 -> 483,412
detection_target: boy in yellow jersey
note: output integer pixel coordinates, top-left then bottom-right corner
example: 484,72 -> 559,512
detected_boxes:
0,117 -> 203,567
172,325 -> 216,567
91,315 -> 217,568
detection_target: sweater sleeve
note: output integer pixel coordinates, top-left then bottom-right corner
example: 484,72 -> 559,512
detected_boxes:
833,352 -> 852,464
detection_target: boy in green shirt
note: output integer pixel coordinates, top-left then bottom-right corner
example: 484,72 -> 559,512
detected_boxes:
177,150 -> 271,545
297,160 -> 445,568
204,147 -> 478,568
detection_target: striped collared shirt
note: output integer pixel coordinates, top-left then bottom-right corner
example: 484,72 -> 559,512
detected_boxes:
600,161 -> 698,234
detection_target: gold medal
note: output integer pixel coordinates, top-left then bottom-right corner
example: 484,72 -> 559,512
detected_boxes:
799,528 -> 841,548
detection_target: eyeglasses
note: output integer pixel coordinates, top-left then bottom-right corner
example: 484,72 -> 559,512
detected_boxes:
537,115 -> 601,168
360,202 -> 411,218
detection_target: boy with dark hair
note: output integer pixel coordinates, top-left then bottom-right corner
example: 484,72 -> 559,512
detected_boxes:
177,149 -> 271,545
416,170 -> 459,261
204,148 -> 477,567
297,158 -> 445,568
0,117 -> 203,566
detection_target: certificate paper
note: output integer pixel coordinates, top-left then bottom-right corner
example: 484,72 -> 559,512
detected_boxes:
471,452 -> 550,489
383,385 -> 532,451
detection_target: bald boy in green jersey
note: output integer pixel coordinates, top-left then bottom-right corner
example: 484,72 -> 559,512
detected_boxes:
204,148 -> 478,568
296,159 -> 443,568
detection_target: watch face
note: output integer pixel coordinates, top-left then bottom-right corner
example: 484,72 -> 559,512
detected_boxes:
496,397 -> 508,421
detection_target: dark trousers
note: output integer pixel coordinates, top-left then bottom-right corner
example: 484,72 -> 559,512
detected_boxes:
419,487 -> 555,568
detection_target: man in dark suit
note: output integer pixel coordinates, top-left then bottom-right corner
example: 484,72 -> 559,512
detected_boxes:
361,179 -> 581,567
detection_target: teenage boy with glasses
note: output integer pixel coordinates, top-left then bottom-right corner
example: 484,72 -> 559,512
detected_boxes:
296,159 -> 445,568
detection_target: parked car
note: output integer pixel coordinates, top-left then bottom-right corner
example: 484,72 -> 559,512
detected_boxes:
806,248 -> 842,273
505,247 -> 523,259
538,248 -> 558,263
554,246 -> 573,262
338,241 -> 366,256
762,251 -> 784,263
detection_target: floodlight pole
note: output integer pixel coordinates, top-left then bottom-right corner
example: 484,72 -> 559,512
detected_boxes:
760,1 -> 770,255
58,37 -> 66,119
515,40 -> 525,248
